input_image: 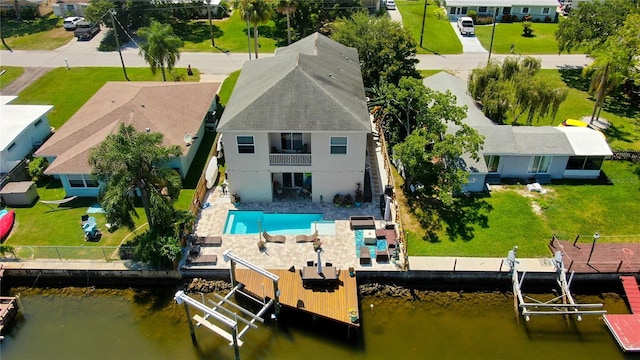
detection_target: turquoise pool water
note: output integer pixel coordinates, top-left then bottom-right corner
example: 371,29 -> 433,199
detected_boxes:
224,211 -> 334,235
354,229 -> 385,258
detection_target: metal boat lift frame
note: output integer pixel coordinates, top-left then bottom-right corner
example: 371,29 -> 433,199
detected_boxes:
507,246 -> 606,321
175,251 -> 280,360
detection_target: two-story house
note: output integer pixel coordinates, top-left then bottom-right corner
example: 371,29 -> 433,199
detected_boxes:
218,32 -> 371,203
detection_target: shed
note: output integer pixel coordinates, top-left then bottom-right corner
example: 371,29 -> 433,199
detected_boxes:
0,181 -> 39,206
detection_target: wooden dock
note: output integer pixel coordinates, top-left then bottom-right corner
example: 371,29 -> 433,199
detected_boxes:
550,238 -> 640,273
604,276 -> 640,352
235,268 -> 360,327
0,296 -> 19,333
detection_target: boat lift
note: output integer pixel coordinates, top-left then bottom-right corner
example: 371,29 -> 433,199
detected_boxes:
507,246 -> 606,321
175,251 -> 280,360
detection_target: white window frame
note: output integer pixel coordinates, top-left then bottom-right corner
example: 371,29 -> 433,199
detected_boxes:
67,174 -> 99,188
479,6 -> 487,12
542,7 -> 550,14
484,155 -> 500,173
528,156 -> 551,174
237,135 -> 255,154
281,132 -> 303,152
522,7 -> 529,14
330,136 -> 348,155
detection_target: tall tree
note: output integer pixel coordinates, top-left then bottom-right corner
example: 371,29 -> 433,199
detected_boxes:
276,0 -> 297,44
555,0 -> 637,54
331,12 -> 420,88
138,21 -> 183,81
234,0 -> 274,59
88,124 -> 182,231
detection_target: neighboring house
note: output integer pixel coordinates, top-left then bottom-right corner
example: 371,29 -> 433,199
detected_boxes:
52,0 -> 89,17
0,0 -> 42,13
217,32 -> 371,203
0,96 -> 53,175
444,0 -> 560,22
34,82 -> 219,197
423,72 -> 612,192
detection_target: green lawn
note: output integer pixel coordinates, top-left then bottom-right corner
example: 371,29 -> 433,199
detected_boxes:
406,161 -> 640,257
218,70 -> 240,103
396,0 -> 462,54
177,11 -> 277,54
0,66 -> 24,89
2,15 -> 75,50
11,67 -> 199,130
516,69 -> 640,151
475,22 -> 563,55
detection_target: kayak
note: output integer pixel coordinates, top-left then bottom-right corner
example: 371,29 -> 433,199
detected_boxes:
0,210 -> 15,242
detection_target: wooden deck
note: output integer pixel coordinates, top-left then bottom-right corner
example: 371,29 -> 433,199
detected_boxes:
550,239 -> 640,273
604,276 -> 640,352
0,296 -> 18,333
235,268 -> 359,327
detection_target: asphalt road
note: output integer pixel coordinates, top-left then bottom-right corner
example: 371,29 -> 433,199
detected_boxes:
0,35 -> 592,76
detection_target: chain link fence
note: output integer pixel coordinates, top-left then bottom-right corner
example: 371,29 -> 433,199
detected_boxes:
11,245 -> 135,261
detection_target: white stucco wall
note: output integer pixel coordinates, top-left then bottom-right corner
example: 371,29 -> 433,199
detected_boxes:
1,115 -> 51,174
223,131 -> 367,203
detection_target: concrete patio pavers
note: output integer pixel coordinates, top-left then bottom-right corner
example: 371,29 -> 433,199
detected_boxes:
409,256 -> 558,272
186,186 -> 402,273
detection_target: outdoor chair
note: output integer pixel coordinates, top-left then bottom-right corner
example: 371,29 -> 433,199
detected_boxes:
263,231 -> 286,243
359,246 -> 371,265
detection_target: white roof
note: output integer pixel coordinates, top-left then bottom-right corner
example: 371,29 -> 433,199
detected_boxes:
0,95 -> 53,151
556,127 -> 613,156
445,0 -> 559,7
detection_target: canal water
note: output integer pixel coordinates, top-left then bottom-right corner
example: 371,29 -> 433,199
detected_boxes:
1,287 -> 638,360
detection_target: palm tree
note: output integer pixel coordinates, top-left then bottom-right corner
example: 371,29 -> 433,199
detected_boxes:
138,21 -> 183,81
234,0 -> 274,59
276,0 -> 297,44
88,124 -> 182,231
583,49 -> 627,124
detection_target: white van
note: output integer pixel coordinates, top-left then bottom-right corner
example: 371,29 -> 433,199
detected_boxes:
457,16 -> 475,36
63,17 -> 84,30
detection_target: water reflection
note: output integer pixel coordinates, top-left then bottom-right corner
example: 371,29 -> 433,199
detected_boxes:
1,287 -> 638,360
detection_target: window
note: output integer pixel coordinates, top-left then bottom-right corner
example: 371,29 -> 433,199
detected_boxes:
237,136 -> 255,154
450,7 -> 456,14
34,119 -> 43,127
503,7 -> 511,15
330,137 -> 347,154
479,6 -> 487,12
542,7 -> 550,14
68,174 -> 98,188
522,7 -> 529,13
566,156 -> 604,170
484,155 -> 500,172
281,133 -> 303,151
528,156 -> 551,173
461,7 -> 468,14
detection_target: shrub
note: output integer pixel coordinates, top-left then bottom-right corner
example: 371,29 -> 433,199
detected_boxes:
468,10 -> 477,23
126,230 -> 182,269
522,14 -> 532,22
28,157 -> 50,183
170,70 -> 185,82
501,14 -> 512,23
511,15 -> 519,22
476,16 -> 494,25
544,15 -> 552,22
522,21 -> 534,37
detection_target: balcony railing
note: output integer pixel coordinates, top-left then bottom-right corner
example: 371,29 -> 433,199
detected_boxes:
269,153 -> 311,166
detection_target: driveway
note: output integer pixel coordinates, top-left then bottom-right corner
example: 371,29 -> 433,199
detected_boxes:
450,21 -> 487,53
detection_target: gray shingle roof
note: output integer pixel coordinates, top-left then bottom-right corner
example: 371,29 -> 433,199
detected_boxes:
217,32 -> 371,133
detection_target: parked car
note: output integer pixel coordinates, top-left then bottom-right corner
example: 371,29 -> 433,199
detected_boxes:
63,17 -> 84,30
74,21 -> 101,40
385,0 -> 396,10
457,16 -> 475,36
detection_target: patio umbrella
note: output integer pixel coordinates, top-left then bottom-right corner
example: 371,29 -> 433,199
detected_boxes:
316,249 -> 323,275
384,195 -> 392,223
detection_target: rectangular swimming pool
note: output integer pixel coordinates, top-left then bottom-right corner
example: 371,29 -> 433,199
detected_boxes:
224,211 -> 335,235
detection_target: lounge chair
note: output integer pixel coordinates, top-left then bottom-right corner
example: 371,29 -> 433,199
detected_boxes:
194,236 -> 222,247
263,231 -> 286,243
385,225 -> 397,249
187,253 -> 218,265
295,230 -> 318,243
359,246 -> 371,265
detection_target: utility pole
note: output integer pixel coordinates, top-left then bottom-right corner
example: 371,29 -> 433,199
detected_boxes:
246,12 -> 251,60
206,1 -> 215,48
110,9 -> 130,81
487,8 -> 499,63
419,0 -> 427,48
